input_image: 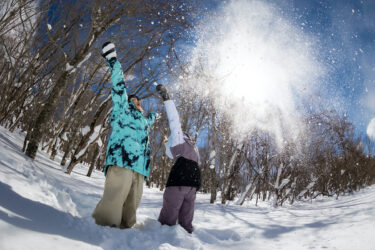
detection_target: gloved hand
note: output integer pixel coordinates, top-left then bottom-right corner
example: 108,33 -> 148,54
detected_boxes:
156,84 -> 170,101
102,42 -> 117,61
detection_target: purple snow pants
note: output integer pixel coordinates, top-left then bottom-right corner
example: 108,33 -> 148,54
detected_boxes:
158,186 -> 196,233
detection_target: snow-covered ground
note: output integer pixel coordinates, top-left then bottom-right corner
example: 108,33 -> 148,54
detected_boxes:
0,126 -> 374,250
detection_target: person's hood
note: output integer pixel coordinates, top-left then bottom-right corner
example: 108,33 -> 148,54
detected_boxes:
165,135 -> 195,159
128,100 -> 143,114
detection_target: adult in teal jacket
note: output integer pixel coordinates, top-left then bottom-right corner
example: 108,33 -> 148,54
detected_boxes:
104,55 -> 156,178
92,42 -> 156,229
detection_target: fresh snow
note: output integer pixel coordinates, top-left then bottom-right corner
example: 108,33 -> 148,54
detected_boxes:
0,126 -> 375,250
65,63 -> 76,73
76,125 -> 102,159
81,126 -> 91,136
77,52 -> 92,68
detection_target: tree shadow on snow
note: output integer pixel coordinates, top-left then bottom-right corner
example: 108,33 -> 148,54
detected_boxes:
261,220 -> 335,239
196,202 -> 337,240
0,181 -> 103,246
0,131 -> 23,154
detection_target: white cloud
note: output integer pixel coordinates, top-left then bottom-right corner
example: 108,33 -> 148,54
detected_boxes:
366,118 -> 375,140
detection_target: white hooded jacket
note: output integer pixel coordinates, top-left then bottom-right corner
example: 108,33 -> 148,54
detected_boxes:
163,100 -> 200,164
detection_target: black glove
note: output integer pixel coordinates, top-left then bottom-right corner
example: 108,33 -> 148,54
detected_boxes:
102,42 -> 117,61
156,84 -> 170,101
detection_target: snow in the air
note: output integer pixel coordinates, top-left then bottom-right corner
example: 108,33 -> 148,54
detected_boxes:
185,0 -> 324,148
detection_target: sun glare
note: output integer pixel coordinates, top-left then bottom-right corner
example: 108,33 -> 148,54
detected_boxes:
186,0 -> 324,148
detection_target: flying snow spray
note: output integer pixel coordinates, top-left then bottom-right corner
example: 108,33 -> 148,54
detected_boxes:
182,0 -> 324,149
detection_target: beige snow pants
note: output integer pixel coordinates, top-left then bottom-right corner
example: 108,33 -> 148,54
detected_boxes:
92,165 -> 144,228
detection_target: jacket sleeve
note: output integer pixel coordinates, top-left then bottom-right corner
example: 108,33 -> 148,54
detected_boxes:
164,100 -> 184,149
109,60 -> 129,114
147,112 -> 156,127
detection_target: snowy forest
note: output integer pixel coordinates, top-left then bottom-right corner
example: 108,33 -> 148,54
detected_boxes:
1,0 -> 375,209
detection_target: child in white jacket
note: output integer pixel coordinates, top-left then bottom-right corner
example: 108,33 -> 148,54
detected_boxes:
156,84 -> 201,233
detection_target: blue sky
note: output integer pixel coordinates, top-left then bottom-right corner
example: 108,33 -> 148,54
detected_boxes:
46,0 -> 375,138
270,0 -> 375,135
198,0 -> 375,137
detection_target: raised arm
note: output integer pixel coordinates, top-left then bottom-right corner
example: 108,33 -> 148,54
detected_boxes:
146,112 -> 157,127
156,84 -> 184,146
102,42 -> 128,113
164,100 -> 184,147
156,84 -> 185,159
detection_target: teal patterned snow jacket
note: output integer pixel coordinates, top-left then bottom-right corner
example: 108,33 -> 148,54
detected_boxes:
104,60 -> 156,178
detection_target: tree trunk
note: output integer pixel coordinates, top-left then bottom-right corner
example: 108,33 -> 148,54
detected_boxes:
61,150 -> 69,166
22,128 -> 31,152
210,168 -> 217,203
160,156 -> 167,191
87,146 -> 99,177
65,98 -> 110,174
224,144 -> 244,201
221,142 -> 242,204
49,138 -> 59,160
66,155 -> 77,174
24,10 -> 112,159
45,69 -> 101,156
210,112 -> 217,204
25,71 -> 70,159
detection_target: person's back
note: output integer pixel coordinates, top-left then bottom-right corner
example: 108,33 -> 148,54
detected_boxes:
156,84 -> 201,233
104,57 -> 155,177
92,42 -> 155,229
